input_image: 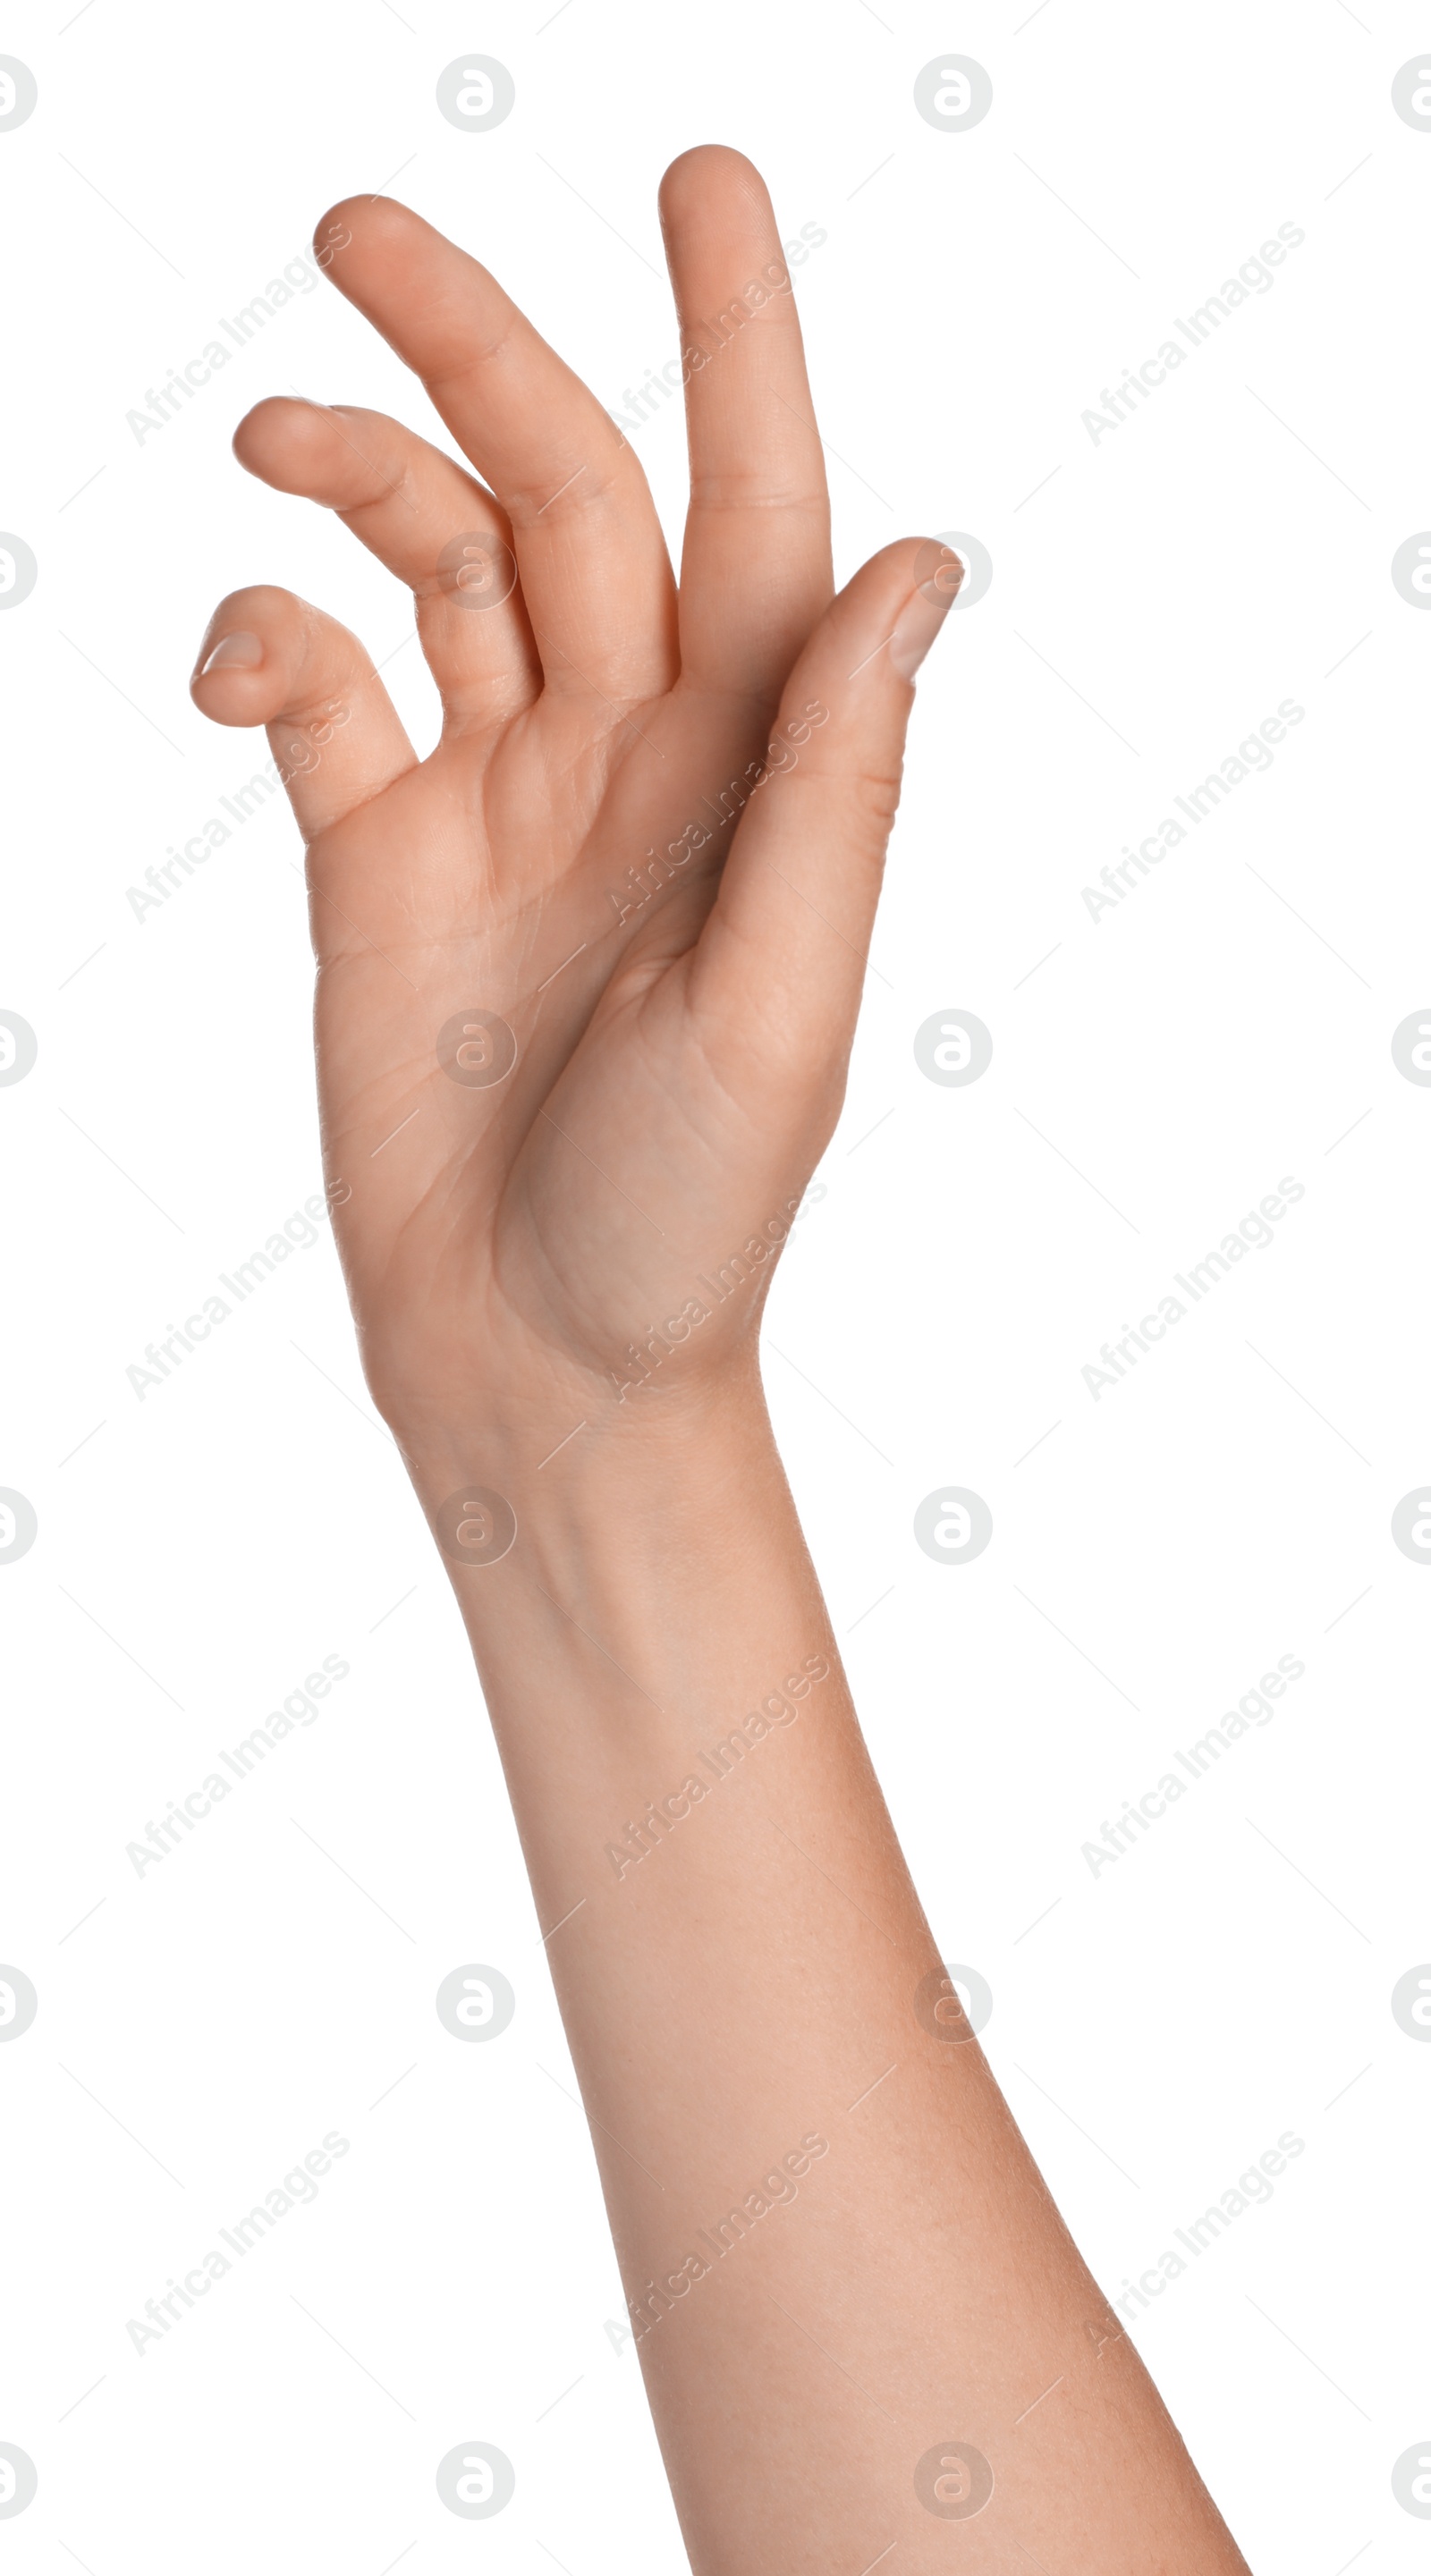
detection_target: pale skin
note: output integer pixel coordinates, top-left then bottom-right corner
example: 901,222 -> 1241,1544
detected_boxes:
191,148 -> 1251,2574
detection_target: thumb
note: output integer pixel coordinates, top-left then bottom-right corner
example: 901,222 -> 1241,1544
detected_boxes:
688,537 -> 961,1064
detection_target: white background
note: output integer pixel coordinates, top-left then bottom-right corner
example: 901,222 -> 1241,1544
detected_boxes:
3,2 -> 1429,2568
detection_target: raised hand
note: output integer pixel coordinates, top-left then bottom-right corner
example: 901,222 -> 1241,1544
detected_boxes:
187,152 -> 1253,2576
190,149 -> 959,1458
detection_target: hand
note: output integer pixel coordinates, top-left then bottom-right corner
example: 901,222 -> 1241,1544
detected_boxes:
190,148 -> 960,1459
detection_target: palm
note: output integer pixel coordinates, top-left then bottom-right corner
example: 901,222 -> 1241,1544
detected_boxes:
305,689 -> 831,1421
192,154 -> 953,1441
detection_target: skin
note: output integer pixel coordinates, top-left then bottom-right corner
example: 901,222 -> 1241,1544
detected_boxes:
191,148 -> 1252,2575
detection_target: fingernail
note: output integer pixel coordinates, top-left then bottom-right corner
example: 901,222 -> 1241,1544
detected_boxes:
199,630 -> 263,676
888,545 -> 964,680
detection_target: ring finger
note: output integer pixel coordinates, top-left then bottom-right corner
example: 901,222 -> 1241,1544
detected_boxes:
234,396 -> 540,728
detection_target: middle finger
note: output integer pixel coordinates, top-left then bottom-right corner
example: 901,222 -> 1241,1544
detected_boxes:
317,196 -> 678,712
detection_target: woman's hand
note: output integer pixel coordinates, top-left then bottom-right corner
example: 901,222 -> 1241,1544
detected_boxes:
190,149 -> 959,1459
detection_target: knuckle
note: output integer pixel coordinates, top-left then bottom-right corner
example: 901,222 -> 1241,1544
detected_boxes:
845,762 -> 903,837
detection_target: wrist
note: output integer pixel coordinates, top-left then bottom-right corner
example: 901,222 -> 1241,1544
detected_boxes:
391,1345 -> 843,1795
394,1354 -> 782,1579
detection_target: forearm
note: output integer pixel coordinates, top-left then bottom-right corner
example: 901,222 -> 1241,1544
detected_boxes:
406,1373 -> 1249,2575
